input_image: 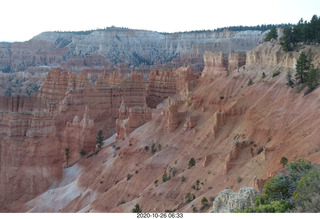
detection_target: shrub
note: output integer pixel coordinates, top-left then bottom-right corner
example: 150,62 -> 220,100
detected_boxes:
248,79 -> 253,86
272,71 -> 281,78
132,204 -> 142,213
162,170 -> 171,183
181,175 -> 186,182
201,197 -> 209,209
188,158 -> 196,169
293,167 -> 320,211
118,199 -> 126,206
236,200 -> 294,213
262,72 -> 266,79
80,149 -> 86,156
185,193 -> 193,203
158,144 -> 162,150
151,143 -> 156,154
127,174 -> 132,181
280,156 -> 288,167
237,176 -> 243,184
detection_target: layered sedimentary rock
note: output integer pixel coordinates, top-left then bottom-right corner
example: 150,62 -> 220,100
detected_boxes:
202,51 -> 247,77
0,66 -> 151,210
167,98 -> 187,133
146,66 -> 196,108
62,106 -> 96,164
0,110 -> 61,208
1,28 -> 266,75
146,70 -> 177,108
116,97 -> 152,140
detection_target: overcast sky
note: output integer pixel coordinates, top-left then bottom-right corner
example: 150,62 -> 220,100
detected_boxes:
0,0 -> 319,42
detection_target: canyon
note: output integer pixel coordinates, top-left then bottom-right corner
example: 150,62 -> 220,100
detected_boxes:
0,28 -> 265,96
1,26 -> 320,213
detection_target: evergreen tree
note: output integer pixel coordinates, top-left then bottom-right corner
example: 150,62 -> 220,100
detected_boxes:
96,130 -> 104,149
280,27 -> 293,52
295,52 -> 311,84
286,71 -> 294,87
265,27 -> 278,41
65,148 -> 70,166
306,67 -> 320,90
132,204 -> 142,213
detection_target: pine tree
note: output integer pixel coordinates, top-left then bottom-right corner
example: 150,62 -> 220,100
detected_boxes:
96,130 -> 104,149
65,148 -> 70,166
295,52 -> 311,84
265,27 -> 278,41
280,27 -> 293,52
132,204 -> 142,213
306,67 -> 320,90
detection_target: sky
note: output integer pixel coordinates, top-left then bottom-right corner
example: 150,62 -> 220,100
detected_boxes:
0,0 -> 319,42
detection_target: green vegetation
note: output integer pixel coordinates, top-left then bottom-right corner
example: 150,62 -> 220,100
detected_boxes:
96,130 -> 104,149
272,71 -> 281,78
214,24 -> 291,33
262,72 -> 266,79
280,15 -> 320,52
132,204 -> 142,213
236,158 -> 320,213
265,27 -> 278,42
286,71 -> 294,88
295,52 -> 311,84
185,193 -> 196,203
280,156 -> 288,167
237,176 -> 243,184
118,199 -> 126,206
162,170 -> 171,183
181,175 -> 186,182
200,197 -> 210,212
285,50 -> 320,93
188,158 -> 196,169
80,149 -> 86,156
248,79 -> 253,86
65,148 -> 70,165
158,144 -> 162,151
151,143 -> 156,154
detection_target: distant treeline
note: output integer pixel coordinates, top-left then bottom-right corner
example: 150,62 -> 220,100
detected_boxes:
281,15 -> 320,51
214,24 -> 292,32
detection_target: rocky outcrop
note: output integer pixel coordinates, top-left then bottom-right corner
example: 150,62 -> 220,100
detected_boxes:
183,115 -> 200,131
202,52 -> 228,77
212,110 -> 226,136
211,187 -> 260,213
0,110 -> 61,208
1,28 -> 266,75
146,69 -> 177,108
116,97 -> 152,140
0,67 -> 151,210
146,66 -> 196,108
62,106 -> 96,163
167,98 -> 187,133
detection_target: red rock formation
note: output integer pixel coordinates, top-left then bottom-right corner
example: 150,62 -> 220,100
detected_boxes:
62,106 -> 96,164
146,69 -> 177,108
183,115 -> 200,131
212,110 -> 226,136
202,52 -> 228,77
116,97 -> 152,140
0,110 -> 61,209
146,66 -> 197,108
167,98 -> 187,133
